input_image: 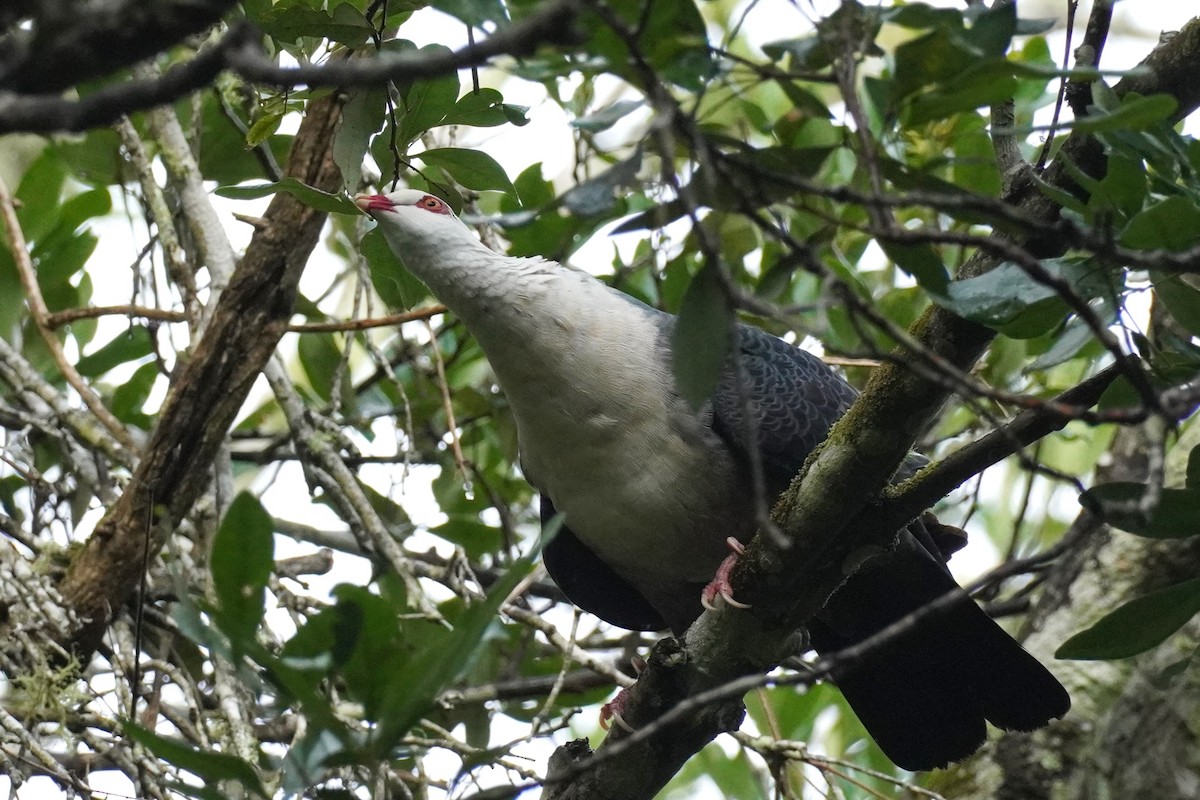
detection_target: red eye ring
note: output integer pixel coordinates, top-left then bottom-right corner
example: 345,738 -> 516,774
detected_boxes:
419,195 -> 450,215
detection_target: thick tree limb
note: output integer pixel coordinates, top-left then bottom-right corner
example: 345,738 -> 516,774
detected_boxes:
56,93 -> 345,656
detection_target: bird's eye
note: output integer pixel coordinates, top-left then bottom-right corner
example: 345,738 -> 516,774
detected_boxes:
419,195 -> 450,215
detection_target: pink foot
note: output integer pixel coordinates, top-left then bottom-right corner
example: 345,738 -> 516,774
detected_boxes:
599,656 -> 645,733
700,537 -> 752,612
600,690 -> 634,732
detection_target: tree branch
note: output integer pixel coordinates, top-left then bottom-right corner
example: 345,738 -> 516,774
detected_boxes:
0,0 -> 582,134
0,176 -> 136,452
881,361 -> 1128,530
57,92 -> 346,657
0,0 -> 239,93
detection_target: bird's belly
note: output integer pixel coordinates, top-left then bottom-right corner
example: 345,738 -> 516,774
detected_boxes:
520,411 -> 751,586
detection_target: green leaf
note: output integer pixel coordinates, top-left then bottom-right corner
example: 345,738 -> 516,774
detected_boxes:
884,4 -> 962,30
442,88 -> 529,128
430,0 -> 509,28
905,61 -> 1017,126
1033,173 -> 1091,218
110,361 -> 159,429
395,58 -> 460,147
775,80 -> 834,119
892,26 -> 975,102
1122,196 -> 1200,251
55,188 -> 113,235
192,94 -> 293,185
15,151 -> 67,244
1091,153 -> 1147,219
34,230 -> 97,290
75,327 -> 155,377
211,492 -> 275,654
762,35 -> 832,70
328,2 -> 376,45
260,639 -> 352,736
372,555 -> 537,755
215,178 -> 357,214
334,88 -> 387,193
587,0 -> 713,90
257,3 -> 374,46
1014,16 -> 1057,35
432,515 -> 503,559
950,114 -> 1000,197
361,226 -> 429,309
280,728 -> 351,796
513,162 -> 553,207
561,148 -> 642,215
245,113 -> 283,148
281,597 -> 365,673
53,127 -> 124,186
360,482 -> 412,529
415,148 -> 514,193
170,590 -> 233,661
1079,482 -> 1200,539
880,241 -> 948,293
1026,314 -> 1098,371
298,332 -> 348,404
1151,273 -> 1200,338
963,1 -> 1016,57
325,584 -> 409,719
571,100 -> 645,133
1057,576 -> 1200,659
122,721 -> 268,798
673,264 -> 734,410
1073,92 -> 1177,134
933,258 -> 1109,328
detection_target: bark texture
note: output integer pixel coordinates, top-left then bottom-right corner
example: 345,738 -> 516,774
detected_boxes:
54,93 -> 345,655
931,422 -> 1200,800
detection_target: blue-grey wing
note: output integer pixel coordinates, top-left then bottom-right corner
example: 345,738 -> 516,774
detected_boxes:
710,324 -> 858,487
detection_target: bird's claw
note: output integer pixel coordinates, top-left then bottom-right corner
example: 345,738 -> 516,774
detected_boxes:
600,690 -> 635,733
700,537 -> 752,611
701,588 -> 752,611
598,656 -> 645,733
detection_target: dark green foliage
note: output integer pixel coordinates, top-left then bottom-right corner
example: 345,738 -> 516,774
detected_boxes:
1058,577 -> 1200,660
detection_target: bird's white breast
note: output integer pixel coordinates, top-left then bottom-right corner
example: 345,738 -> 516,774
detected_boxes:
478,278 -> 747,587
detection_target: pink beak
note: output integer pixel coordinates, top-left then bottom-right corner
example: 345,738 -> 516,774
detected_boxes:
354,194 -> 393,214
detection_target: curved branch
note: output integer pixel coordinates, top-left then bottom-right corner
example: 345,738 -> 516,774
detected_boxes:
0,0 -> 582,135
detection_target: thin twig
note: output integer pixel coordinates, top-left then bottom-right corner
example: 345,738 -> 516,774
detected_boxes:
424,319 -> 470,481
44,302 -> 447,332
0,176 -> 136,451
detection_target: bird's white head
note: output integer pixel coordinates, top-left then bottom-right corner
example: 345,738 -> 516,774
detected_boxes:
354,190 -> 487,265
355,189 -> 455,222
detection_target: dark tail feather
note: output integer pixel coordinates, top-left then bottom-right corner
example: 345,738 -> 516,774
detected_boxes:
810,531 -> 1070,771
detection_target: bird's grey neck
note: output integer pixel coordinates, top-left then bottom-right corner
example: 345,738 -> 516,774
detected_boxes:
396,238 -> 601,368
409,252 -> 560,333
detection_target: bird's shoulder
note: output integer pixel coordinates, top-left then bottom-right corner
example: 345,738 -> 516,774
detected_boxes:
710,324 -> 859,475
